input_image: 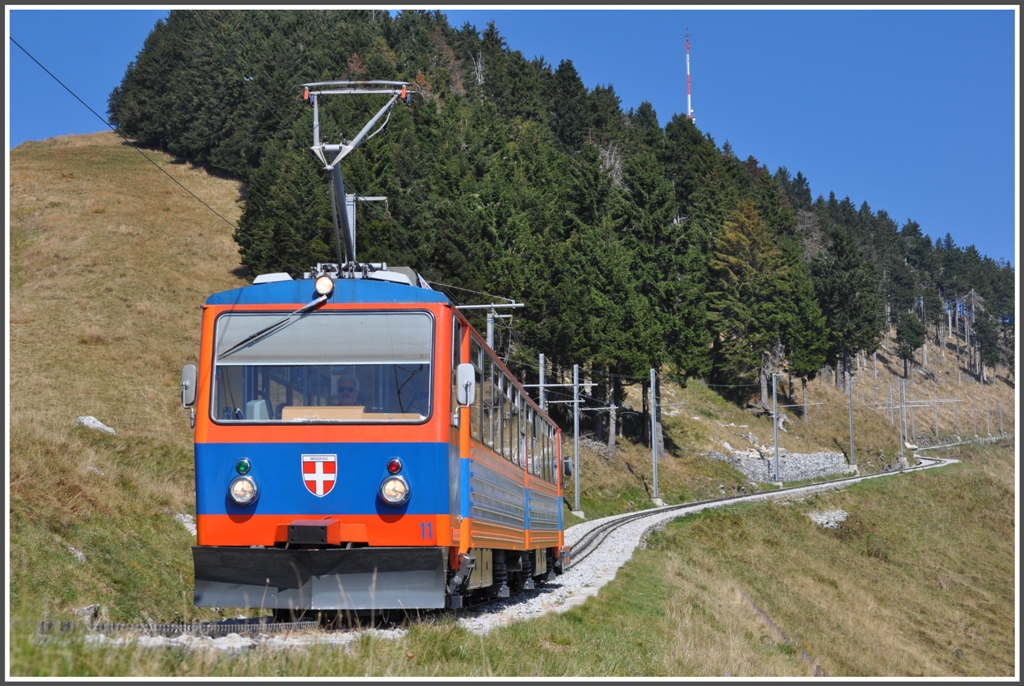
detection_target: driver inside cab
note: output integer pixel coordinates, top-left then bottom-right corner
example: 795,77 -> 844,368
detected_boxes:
333,376 -> 361,406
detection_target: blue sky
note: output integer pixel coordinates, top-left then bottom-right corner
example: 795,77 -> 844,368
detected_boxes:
7,7 -> 1018,268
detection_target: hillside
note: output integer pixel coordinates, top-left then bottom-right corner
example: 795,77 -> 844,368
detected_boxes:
9,132 -> 246,623
7,132 -> 1017,677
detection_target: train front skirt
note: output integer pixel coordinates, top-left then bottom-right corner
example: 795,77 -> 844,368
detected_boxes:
192,546 -> 447,611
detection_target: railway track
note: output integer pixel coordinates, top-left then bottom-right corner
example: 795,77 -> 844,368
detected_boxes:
37,453 -> 957,639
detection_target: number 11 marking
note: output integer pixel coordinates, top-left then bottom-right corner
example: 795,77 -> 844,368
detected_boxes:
420,521 -> 433,540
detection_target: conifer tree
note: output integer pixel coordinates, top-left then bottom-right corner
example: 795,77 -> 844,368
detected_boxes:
548,59 -> 591,152
810,222 -> 883,387
707,200 -> 794,402
895,311 -> 926,378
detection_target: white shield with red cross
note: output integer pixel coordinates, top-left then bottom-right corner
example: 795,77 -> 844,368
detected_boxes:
301,454 -> 337,497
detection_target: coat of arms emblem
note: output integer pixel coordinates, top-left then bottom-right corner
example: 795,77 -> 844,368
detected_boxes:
301,454 -> 337,497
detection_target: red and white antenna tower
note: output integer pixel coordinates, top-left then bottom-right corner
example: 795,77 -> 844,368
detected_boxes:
686,27 -> 694,123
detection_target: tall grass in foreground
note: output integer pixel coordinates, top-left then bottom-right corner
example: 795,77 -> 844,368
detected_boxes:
11,441 -> 1014,677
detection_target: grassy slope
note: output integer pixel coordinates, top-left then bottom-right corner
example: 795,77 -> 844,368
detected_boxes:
9,132 -> 246,623
8,132 -> 1017,675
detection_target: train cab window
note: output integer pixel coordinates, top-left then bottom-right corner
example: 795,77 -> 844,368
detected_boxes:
212,311 -> 433,423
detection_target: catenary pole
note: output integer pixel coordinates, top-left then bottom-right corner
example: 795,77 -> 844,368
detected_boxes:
539,353 -> 546,413
650,368 -> 659,500
573,364 -> 580,513
773,373 -> 781,481
847,374 -> 856,465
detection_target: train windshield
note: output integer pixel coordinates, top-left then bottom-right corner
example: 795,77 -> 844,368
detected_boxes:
211,311 -> 433,423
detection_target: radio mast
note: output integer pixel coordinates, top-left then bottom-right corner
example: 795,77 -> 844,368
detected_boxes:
686,28 -> 694,123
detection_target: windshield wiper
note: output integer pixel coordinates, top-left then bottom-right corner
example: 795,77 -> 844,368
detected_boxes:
217,295 -> 327,361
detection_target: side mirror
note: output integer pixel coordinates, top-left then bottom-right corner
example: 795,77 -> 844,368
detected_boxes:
562,459 -> 573,477
456,363 -> 476,406
181,364 -> 198,407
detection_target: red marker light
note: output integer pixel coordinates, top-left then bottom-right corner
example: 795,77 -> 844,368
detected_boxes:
303,87 -> 309,100
387,458 -> 403,474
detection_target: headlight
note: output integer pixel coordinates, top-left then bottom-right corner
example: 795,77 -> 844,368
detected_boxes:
229,475 -> 258,505
314,274 -> 334,296
379,475 -> 410,505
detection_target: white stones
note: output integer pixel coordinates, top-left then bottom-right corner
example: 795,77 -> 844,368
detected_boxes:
69,547 -> 86,563
85,466 -> 106,476
75,416 -> 116,434
74,604 -> 100,622
175,513 -> 197,537
807,510 -> 848,529
703,448 -> 850,483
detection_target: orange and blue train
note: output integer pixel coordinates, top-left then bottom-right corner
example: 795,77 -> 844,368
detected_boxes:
181,264 -> 568,617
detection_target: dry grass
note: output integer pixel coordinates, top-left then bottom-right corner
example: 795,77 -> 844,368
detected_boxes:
9,132 -> 247,621
9,131 -> 245,444
645,440 -> 1016,676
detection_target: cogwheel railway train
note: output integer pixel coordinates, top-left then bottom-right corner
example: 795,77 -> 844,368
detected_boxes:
180,263 -> 569,618
179,80 -> 569,619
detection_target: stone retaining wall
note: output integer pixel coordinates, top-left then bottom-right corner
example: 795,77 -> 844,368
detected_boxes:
702,448 -> 855,483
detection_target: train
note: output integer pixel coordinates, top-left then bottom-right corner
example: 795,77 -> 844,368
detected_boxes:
179,80 -> 570,619
180,262 -> 570,618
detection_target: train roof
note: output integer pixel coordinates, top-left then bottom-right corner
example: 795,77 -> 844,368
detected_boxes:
206,275 -> 451,307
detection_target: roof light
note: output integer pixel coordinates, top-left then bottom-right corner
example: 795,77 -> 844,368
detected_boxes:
314,274 -> 334,296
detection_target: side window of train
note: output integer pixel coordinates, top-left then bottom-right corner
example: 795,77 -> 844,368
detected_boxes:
537,418 -> 545,479
505,383 -> 516,465
509,388 -> 520,467
550,426 -> 556,483
470,338 -> 482,441
540,420 -> 548,481
483,353 -> 493,449
549,425 -> 556,483
497,374 -> 506,460
526,408 -> 535,475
